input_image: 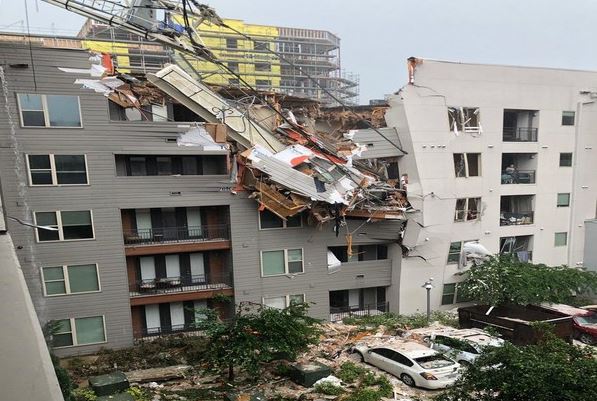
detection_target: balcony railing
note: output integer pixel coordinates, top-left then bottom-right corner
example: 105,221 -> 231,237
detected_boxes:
329,302 -> 389,322
135,322 -> 199,339
130,273 -> 233,297
501,170 -> 536,184
503,127 -> 538,142
500,211 -> 534,226
123,224 -> 229,245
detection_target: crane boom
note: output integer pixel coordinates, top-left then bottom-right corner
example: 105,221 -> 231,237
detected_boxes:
42,0 -> 222,60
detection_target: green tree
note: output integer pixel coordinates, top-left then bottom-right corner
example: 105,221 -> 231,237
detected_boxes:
195,301 -> 321,381
435,331 -> 597,401
458,255 -> 597,306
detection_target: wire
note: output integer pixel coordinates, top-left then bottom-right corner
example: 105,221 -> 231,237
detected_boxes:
23,0 -> 38,90
219,22 -> 408,155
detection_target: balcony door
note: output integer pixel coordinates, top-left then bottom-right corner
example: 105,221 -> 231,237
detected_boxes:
186,207 -> 202,238
135,209 -> 152,240
145,304 -> 160,334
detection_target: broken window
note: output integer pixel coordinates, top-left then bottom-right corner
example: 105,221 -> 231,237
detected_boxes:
259,210 -> 302,230
328,245 -> 388,263
453,153 -> 481,177
108,99 -> 203,122
447,107 -> 480,134
455,198 -> 481,222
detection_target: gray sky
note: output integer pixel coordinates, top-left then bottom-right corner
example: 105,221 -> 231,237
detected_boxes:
1,0 -> 596,102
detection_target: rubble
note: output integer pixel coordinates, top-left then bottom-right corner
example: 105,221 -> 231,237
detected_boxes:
125,365 -> 192,384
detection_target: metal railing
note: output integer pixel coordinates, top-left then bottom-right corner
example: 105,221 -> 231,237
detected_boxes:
501,170 -> 536,184
500,211 -> 534,226
503,127 -> 538,142
329,302 -> 389,321
130,272 -> 233,296
135,322 -> 199,339
123,224 -> 229,245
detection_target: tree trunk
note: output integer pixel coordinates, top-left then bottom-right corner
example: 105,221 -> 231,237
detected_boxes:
228,363 -> 234,382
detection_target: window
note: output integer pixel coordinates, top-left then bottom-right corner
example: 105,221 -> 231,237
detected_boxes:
263,294 -> 305,309
255,63 -> 271,72
557,193 -> 570,207
261,248 -> 304,276
554,232 -> 568,247
441,283 -> 457,305
17,94 -> 82,127
27,154 -> 88,185
447,242 -> 462,264
447,107 -> 480,133
116,155 -> 227,176
34,210 -> 94,242
259,210 -> 302,229
42,264 -> 100,296
228,62 -> 239,72
52,316 -> 106,348
225,38 -> 238,48
328,245 -> 388,263
562,111 -> 575,126
453,153 -> 481,177
560,153 -> 573,167
254,41 -> 269,51
455,198 -> 481,222
255,79 -> 271,88
228,78 -> 240,85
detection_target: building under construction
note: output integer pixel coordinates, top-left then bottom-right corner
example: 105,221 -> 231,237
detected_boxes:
76,18 -> 359,105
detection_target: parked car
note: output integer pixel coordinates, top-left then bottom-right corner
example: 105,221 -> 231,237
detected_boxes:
427,329 -> 504,366
352,342 -> 462,389
538,303 -> 597,345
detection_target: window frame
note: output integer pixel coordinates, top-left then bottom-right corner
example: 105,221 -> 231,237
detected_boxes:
441,283 -> 470,305
262,293 -> 306,309
33,210 -> 96,243
556,193 -> 570,208
26,154 -> 89,186
260,248 -> 304,277
454,198 -> 482,222
559,153 -> 573,167
554,232 -> 568,247
258,210 -> 303,230
17,93 -> 83,128
561,111 -> 575,126
52,315 -> 107,348
41,264 -> 101,297
453,153 -> 482,177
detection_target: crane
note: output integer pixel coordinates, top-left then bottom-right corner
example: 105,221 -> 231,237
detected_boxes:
42,0 -> 223,60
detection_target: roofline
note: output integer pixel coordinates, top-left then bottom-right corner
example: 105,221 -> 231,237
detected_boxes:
412,57 -> 597,75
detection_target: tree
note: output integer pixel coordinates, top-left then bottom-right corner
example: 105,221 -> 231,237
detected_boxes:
458,255 -> 597,306
195,301 -> 321,381
435,331 -> 597,401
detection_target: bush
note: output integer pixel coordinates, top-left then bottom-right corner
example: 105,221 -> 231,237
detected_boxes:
72,388 -> 97,401
336,362 -> 367,383
343,311 -> 458,330
51,354 -> 74,401
345,388 -> 383,401
314,381 -> 344,396
127,386 -> 150,401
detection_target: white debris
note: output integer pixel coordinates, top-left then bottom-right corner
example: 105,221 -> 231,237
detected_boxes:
177,126 -> 227,152
313,375 -> 343,388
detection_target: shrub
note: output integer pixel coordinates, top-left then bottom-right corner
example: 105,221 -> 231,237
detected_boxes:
345,388 -> 383,401
127,386 -> 150,401
72,388 -> 97,401
336,362 -> 367,383
314,381 -> 344,396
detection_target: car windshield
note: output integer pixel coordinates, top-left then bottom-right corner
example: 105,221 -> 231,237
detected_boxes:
576,314 -> 597,326
414,355 -> 454,369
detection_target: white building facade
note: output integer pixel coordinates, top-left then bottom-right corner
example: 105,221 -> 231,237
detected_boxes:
385,59 -> 597,313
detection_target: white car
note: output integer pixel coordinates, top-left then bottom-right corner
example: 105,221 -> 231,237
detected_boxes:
352,342 -> 462,389
428,329 -> 504,366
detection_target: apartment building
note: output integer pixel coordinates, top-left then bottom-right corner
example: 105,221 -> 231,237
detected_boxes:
386,59 -> 597,313
0,40 -> 402,356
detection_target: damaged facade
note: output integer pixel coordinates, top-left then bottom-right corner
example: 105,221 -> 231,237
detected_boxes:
0,39 -> 410,357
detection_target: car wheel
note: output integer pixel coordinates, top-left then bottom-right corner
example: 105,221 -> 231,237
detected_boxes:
401,373 -> 416,387
579,333 -> 594,345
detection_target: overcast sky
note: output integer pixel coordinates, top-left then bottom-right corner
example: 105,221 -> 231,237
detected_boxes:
1,0 -> 596,102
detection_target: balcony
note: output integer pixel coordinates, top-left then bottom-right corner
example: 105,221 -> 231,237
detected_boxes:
503,109 -> 539,142
135,322 -> 199,339
500,211 -> 534,226
123,224 -> 229,246
130,273 -> 232,297
501,170 -> 536,184
329,302 -> 389,322
502,127 -> 538,142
